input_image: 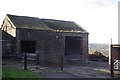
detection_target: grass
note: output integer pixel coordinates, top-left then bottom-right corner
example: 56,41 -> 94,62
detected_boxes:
116,74 -> 120,77
2,69 -> 43,78
114,71 -> 120,77
98,69 -> 120,78
97,69 -> 110,76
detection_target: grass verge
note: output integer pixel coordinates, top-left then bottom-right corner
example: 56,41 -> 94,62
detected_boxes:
2,69 -> 43,78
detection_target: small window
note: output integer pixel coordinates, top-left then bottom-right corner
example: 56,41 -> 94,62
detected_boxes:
20,41 -> 36,53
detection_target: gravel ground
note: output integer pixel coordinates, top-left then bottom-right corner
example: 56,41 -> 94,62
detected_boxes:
2,58 -> 120,78
63,61 -> 111,78
43,73 -> 81,78
26,61 -> 112,78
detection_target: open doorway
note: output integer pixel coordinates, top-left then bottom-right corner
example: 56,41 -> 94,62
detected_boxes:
20,41 -> 36,53
65,36 -> 82,58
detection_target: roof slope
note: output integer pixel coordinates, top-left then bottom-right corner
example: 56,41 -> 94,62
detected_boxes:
7,14 -> 88,33
41,19 -> 86,32
7,14 -> 51,30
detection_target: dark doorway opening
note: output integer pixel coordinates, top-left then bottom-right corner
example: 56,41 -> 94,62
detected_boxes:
65,36 -> 82,57
20,41 -> 36,53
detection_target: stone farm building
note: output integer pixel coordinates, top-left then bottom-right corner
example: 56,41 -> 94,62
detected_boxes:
1,14 -> 89,65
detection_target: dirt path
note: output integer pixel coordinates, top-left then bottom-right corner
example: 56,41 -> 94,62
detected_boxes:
26,61 -> 112,78
43,72 -> 81,78
63,61 -> 111,78
3,58 -> 120,78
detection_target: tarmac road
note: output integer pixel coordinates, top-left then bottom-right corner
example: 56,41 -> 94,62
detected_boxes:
42,72 -> 117,80
43,72 -> 81,78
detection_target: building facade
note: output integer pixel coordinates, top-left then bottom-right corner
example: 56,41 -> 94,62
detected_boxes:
1,14 -> 89,65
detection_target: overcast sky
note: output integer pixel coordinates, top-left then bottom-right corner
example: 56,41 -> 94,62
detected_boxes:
0,0 -> 119,44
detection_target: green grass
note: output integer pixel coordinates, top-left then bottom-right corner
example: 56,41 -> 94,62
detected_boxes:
2,69 -> 43,78
98,70 -> 110,76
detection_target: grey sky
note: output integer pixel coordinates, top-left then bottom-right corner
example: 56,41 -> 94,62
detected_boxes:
0,0 -> 119,44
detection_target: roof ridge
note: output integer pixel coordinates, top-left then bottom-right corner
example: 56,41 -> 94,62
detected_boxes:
7,14 -> 74,23
40,19 -> 74,23
7,14 -> 39,19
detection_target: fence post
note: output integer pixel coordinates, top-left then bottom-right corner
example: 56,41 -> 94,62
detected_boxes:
24,52 -> 27,70
60,54 -> 63,70
110,45 -> 114,77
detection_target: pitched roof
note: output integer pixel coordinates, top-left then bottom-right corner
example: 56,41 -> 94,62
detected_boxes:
7,14 -> 88,33
41,19 -> 86,32
7,14 -> 51,30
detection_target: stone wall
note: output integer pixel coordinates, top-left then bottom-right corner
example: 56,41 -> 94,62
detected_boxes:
2,31 -> 15,57
14,29 -> 88,65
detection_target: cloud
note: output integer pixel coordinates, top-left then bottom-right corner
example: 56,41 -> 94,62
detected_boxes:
87,0 -> 106,7
0,0 -> 118,43
87,0 -> 119,8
